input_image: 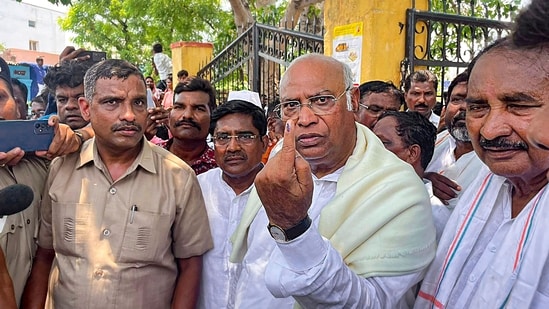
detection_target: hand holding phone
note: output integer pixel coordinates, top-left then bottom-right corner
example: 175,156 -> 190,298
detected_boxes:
0,120 -> 54,153
77,51 -> 107,66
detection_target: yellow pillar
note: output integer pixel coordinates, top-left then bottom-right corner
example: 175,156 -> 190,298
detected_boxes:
170,42 -> 214,78
324,0 -> 428,85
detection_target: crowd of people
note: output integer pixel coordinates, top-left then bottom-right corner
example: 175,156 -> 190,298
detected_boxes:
1,0 -> 549,307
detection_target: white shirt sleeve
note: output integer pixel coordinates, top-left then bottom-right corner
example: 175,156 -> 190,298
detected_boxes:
265,225 -> 425,308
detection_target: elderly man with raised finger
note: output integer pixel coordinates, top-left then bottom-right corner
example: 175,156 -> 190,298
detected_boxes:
231,54 -> 436,308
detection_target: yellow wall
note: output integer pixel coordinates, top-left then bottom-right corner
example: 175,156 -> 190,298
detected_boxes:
324,0 -> 428,85
170,42 -> 214,78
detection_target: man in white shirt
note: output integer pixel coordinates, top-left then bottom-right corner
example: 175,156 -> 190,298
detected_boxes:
416,1 -> 549,306
152,43 -> 173,91
404,70 -> 440,128
197,95 -> 268,308
231,54 -> 436,308
424,72 -> 484,209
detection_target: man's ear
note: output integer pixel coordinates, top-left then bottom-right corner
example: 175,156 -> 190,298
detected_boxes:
261,134 -> 269,152
267,116 -> 276,132
78,97 -> 91,122
348,87 -> 360,112
407,144 -> 422,166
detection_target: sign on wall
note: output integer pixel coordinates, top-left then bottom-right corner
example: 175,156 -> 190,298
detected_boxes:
332,22 -> 363,86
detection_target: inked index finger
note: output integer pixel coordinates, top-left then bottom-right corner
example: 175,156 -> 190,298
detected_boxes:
280,119 -> 298,156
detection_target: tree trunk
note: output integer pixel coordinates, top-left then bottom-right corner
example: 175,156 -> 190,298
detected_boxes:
281,0 -> 324,28
229,0 -> 255,34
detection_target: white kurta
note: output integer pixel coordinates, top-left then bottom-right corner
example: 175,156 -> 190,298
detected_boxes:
426,131 -> 485,209
424,180 -> 450,243
425,131 -> 455,175
197,168 -> 253,309
153,52 -> 172,81
415,166 -> 549,308
234,168 -> 426,308
429,112 -> 440,129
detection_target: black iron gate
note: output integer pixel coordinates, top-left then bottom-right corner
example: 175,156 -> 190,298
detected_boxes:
197,23 -> 324,106
402,1 -> 514,102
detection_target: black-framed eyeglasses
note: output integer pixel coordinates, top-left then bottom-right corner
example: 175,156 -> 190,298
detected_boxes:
359,104 -> 397,117
212,133 -> 259,146
274,88 -> 349,119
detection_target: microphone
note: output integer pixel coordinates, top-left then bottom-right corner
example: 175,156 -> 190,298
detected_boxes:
0,184 -> 35,217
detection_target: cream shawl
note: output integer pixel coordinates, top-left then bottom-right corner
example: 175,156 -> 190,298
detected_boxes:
230,123 -> 436,277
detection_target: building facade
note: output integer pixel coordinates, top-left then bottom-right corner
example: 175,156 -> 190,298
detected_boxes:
0,0 -> 68,65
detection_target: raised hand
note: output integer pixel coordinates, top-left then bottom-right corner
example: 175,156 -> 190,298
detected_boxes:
58,46 -> 87,63
145,107 -> 170,140
255,120 -> 313,229
424,172 -> 461,205
35,116 -> 81,160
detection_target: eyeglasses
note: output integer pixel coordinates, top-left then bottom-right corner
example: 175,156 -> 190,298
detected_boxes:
213,133 -> 259,146
359,104 -> 397,117
274,88 -> 349,119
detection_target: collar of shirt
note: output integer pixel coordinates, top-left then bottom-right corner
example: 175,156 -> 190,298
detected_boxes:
78,137 -> 156,176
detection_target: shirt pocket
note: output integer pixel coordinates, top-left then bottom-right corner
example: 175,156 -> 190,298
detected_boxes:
118,210 -> 172,263
51,202 -> 91,257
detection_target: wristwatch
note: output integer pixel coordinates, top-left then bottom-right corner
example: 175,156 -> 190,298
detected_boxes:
268,215 -> 312,243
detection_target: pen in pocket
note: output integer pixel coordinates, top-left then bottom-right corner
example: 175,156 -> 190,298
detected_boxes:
130,205 -> 138,224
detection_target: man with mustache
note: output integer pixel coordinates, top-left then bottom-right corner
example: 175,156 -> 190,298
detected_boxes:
43,61 -> 91,130
163,76 -> 218,175
415,0 -> 549,306
197,96 -> 268,308
424,72 -> 484,212
22,59 -> 213,309
231,54 -> 435,307
404,69 -> 440,127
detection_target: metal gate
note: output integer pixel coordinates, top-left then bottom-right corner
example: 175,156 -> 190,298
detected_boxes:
197,22 -> 324,107
402,0 -> 515,101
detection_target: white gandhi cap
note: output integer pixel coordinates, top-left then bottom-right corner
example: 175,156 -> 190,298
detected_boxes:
227,90 -> 262,108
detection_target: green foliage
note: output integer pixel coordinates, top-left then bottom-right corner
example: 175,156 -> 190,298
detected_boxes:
253,3 -> 286,24
430,0 -> 520,19
56,0 -> 232,70
425,0 -> 520,84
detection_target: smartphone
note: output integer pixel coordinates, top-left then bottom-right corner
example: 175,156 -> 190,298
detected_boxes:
0,120 -> 54,152
78,51 -> 107,66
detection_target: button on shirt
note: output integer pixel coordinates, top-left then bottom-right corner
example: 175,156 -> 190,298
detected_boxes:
198,168 -> 254,309
38,139 -> 213,309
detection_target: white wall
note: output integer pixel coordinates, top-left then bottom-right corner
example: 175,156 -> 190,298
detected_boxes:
0,0 -> 68,54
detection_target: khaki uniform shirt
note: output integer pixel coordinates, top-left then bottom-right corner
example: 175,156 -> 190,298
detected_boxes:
0,157 -> 48,306
38,139 -> 213,309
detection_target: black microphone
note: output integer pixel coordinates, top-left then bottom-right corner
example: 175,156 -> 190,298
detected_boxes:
0,184 -> 34,217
